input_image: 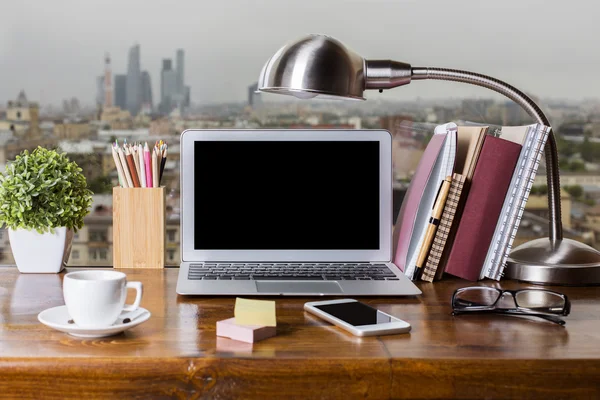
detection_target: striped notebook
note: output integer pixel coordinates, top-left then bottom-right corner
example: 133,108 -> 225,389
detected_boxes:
421,173 -> 466,282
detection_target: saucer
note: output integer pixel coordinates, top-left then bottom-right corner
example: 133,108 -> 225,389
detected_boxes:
38,306 -> 151,338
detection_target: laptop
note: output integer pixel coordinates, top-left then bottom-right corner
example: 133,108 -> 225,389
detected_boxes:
176,129 -> 421,296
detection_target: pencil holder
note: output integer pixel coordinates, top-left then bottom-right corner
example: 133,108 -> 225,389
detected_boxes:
113,187 -> 166,269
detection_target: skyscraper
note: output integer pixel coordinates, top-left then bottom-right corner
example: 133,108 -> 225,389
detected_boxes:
114,75 -> 127,110
103,53 -> 113,108
248,82 -> 262,108
141,71 -> 153,113
176,49 -> 184,97
96,76 -> 104,107
158,49 -> 190,114
126,44 -> 142,115
184,86 -> 191,108
160,59 -> 178,114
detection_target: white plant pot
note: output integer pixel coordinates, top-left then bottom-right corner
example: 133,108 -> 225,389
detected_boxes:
8,227 -> 73,273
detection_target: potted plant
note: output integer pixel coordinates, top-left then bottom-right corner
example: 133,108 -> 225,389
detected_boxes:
0,147 -> 93,273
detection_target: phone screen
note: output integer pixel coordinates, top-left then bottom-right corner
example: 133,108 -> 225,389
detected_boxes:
314,301 -> 392,326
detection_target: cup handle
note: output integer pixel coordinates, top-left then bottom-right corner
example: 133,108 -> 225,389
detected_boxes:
123,281 -> 143,312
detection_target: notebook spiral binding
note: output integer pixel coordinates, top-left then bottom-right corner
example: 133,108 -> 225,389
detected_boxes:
484,124 -> 550,280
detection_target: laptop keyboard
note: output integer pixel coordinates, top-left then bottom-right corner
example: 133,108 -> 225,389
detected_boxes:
187,263 -> 400,281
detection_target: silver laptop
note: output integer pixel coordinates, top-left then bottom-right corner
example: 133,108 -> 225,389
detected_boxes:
176,129 -> 420,296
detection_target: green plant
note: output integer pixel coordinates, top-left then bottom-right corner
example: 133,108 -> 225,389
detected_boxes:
0,147 -> 93,233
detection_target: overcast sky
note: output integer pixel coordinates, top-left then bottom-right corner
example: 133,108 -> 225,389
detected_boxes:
1,0 -> 598,106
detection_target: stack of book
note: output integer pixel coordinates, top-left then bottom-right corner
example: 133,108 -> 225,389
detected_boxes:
393,123 -> 550,281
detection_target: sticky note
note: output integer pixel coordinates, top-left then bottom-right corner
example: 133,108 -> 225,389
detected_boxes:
234,298 -> 277,327
216,318 -> 277,344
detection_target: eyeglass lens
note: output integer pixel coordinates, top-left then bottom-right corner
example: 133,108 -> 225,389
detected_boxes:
514,290 -> 565,310
454,287 -> 500,307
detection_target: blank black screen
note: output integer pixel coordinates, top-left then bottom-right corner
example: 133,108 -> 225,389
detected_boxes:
315,301 -> 392,326
194,141 -> 380,250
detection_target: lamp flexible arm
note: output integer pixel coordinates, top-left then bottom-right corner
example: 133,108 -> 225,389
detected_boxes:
411,67 -> 563,242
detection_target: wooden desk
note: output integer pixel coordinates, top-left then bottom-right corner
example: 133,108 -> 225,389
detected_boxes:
1,267 -> 599,399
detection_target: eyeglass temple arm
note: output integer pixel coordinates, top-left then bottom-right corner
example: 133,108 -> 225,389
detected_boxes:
452,309 -> 566,325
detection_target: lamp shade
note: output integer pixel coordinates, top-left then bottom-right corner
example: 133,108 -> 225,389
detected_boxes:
257,34 -> 366,100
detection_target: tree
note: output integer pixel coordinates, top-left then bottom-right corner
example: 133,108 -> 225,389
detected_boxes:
556,135 -> 577,158
564,185 -> 583,199
569,160 -> 586,172
530,185 -> 548,196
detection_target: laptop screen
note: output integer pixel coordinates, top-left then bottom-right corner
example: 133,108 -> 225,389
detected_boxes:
194,141 -> 380,250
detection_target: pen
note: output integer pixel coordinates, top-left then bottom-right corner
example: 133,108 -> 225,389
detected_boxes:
412,176 -> 453,281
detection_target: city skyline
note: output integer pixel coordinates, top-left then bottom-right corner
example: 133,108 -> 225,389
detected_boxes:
1,0 -> 600,106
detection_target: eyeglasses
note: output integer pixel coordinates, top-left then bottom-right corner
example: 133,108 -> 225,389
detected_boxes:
451,287 -> 571,325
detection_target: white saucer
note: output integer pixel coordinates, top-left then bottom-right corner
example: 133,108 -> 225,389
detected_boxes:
38,306 -> 151,338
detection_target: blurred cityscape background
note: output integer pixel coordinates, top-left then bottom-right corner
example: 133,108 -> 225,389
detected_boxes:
1,1 -> 599,266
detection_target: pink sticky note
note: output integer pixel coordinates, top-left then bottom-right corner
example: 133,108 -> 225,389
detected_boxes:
216,317 -> 277,344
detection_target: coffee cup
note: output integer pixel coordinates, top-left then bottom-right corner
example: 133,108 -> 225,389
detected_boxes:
63,270 -> 143,328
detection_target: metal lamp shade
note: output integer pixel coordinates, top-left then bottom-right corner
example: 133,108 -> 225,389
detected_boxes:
258,35 -> 366,100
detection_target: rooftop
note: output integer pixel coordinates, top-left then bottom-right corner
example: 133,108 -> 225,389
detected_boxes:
59,140 -> 110,154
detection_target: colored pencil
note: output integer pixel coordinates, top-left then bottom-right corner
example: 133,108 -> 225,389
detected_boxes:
124,147 -> 140,187
138,143 -> 146,188
111,145 -> 127,188
144,142 -> 153,188
117,146 -> 134,188
131,144 -> 142,184
159,145 -> 167,185
152,146 -> 159,188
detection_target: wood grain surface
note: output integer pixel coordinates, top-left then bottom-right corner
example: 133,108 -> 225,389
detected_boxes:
1,266 -> 600,399
113,187 -> 165,269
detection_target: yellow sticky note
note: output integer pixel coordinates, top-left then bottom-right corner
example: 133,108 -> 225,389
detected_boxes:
234,298 -> 277,327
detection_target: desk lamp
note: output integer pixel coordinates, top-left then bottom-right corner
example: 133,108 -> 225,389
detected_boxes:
257,34 -> 600,285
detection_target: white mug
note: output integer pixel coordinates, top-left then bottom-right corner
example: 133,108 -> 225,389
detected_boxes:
63,270 -> 143,328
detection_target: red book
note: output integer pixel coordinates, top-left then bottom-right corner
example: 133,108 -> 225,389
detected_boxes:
444,136 -> 521,281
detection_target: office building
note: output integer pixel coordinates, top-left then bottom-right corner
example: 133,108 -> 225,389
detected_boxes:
96,76 -> 104,107
380,115 -> 414,138
160,59 -> 178,114
141,71 -> 153,113
157,48 -> 189,114
503,100 -> 532,125
53,120 -> 92,140
461,99 -> 494,123
114,74 -> 127,110
0,91 -> 40,139
176,49 -> 184,96
126,44 -> 142,115
103,53 -> 113,108
184,86 -> 191,108
248,82 -> 262,108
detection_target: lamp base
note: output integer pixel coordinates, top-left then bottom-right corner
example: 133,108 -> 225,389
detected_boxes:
505,238 -> 600,286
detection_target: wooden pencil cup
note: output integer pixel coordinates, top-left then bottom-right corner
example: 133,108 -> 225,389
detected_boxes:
113,187 -> 166,269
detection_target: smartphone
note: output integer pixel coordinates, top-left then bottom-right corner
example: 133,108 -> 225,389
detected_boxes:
304,299 -> 411,337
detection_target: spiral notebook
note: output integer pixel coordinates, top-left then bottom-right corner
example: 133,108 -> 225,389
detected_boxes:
482,124 -> 551,280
